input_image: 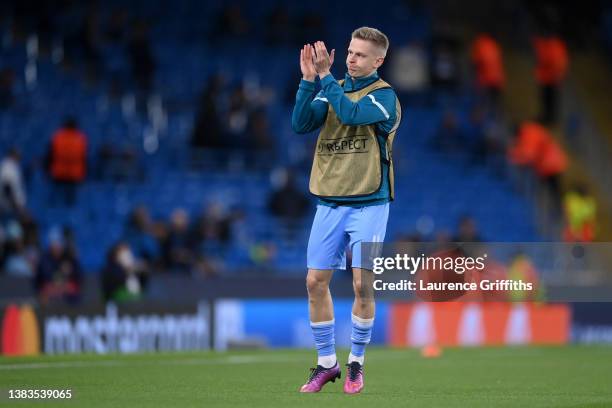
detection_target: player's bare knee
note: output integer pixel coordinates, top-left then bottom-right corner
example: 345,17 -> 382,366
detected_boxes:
306,273 -> 329,298
353,276 -> 374,301
352,278 -> 367,299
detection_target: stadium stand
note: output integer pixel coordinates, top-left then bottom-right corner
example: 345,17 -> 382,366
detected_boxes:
0,0 -> 606,283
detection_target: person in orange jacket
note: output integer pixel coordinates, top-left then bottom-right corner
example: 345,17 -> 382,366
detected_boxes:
471,33 -> 505,108
533,33 -> 568,124
508,120 -> 568,209
507,121 -> 549,166
534,135 -> 567,206
47,117 -> 88,206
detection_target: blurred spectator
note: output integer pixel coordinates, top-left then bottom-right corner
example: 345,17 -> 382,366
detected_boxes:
192,202 -> 239,254
191,75 -> 273,166
508,120 -> 568,204
35,228 -> 82,305
533,34 -> 568,124
507,253 -> 544,302
128,19 -> 156,94
268,168 -> 310,237
387,41 -> 428,97
96,142 -> 142,182
429,30 -> 461,92
102,242 -> 148,302
0,149 -> 27,217
47,117 -> 88,206
225,85 -> 250,147
432,111 -> 463,153
470,33 -> 505,109
453,216 -> 482,242
61,226 -> 80,261
508,121 -> 549,166
481,112 -> 512,172
162,208 -> 195,272
463,106 -> 488,165
248,241 -> 277,268
191,202 -> 241,277
20,215 -> 41,273
533,133 -> 567,204
191,74 -> 227,149
461,105 -> 509,170
2,220 -> 33,277
433,107 -> 504,167
563,184 -> 596,242
247,109 -> 274,159
0,68 -> 16,110
212,4 -> 251,42
124,205 -> 162,266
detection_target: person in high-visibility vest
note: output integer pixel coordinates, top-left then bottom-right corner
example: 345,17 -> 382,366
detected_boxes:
563,184 -> 596,241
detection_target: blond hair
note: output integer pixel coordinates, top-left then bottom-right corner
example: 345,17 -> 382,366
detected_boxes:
351,27 -> 389,56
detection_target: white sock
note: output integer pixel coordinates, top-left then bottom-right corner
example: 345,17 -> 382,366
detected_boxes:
318,354 -> 337,368
348,353 -> 364,365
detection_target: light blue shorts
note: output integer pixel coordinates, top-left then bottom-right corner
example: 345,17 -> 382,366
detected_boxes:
307,203 -> 389,270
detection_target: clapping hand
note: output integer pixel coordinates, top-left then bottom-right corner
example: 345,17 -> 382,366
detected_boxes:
313,41 -> 335,78
300,44 -> 317,82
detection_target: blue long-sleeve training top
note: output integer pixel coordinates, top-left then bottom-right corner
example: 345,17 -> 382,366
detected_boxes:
291,71 -> 399,207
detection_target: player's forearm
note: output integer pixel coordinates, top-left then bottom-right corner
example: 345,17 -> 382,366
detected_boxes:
292,108 -> 318,134
292,80 -> 321,134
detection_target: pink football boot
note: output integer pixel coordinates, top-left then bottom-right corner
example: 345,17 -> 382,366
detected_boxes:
299,363 -> 341,393
343,362 -> 364,394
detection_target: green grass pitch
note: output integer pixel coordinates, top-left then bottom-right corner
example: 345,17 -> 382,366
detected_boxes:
2,346 -> 612,407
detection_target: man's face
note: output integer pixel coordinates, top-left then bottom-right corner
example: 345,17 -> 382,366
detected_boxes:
346,38 -> 385,78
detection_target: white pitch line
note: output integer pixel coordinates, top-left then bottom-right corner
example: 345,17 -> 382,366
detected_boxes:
1,347 -> 544,371
0,354 -> 296,371
0,360 -> 123,370
166,354 -> 295,366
